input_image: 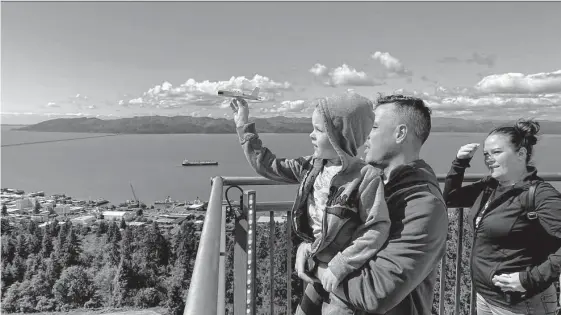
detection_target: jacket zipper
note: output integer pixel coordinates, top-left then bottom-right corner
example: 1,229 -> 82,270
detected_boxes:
311,167 -> 341,256
292,167 -> 314,243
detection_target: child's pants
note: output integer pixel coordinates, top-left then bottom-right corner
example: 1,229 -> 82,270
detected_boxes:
295,282 -> 358,315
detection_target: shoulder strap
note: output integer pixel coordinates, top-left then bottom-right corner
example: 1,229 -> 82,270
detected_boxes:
526,182 -> 539,220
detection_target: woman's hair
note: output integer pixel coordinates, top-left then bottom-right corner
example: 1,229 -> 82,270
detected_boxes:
488,119 -> 540,164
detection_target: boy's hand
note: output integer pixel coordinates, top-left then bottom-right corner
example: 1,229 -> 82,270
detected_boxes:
318,266 -> 340,292
295,243 -> 315,283
230,98 -> 249,128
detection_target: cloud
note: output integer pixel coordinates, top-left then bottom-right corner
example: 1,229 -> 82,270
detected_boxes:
475,70 -> 561,94
393,81 -> 561,120
437,52 -> 496,68
371,51 -> 412,77
118,74 -> 293,110
45,102 -> 59,108
261,100 -> 311,114
309,63 -> 383,87
466,53 -> 496,68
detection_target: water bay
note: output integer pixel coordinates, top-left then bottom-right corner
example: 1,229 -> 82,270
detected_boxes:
2,126 -> 560,205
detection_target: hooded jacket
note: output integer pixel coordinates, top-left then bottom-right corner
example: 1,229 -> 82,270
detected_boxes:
443,157 -> 561,308
237,92 -> 391,282
332,160 -> 449,315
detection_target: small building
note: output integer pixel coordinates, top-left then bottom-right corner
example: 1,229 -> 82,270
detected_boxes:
54,205 -> 83,215
71,215 -> 96,226
127,221 -> 147,227
102,211 -> 133,221
16,198 -> 35,211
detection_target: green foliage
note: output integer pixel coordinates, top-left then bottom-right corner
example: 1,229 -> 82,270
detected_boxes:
0,210 -> 479,315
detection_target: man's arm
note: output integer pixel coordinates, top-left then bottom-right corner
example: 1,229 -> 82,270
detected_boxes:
328,173 -> 391,282
332,190 -> 449,313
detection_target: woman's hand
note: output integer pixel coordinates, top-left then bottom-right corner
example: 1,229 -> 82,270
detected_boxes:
456,143 -> 480,160
492,273 -> 526,292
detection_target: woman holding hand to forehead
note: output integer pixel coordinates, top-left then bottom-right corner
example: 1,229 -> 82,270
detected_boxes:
443,119 -> 561,315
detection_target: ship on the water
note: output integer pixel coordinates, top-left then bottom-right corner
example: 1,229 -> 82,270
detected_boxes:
182,159 -> 218,166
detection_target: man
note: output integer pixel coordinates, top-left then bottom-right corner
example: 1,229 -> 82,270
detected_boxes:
298,94 -> 449,314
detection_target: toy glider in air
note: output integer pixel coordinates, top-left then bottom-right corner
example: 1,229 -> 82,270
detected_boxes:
217,87 -> 263,101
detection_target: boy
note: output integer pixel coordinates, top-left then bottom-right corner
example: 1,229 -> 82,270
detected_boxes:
231,92 -> 390,314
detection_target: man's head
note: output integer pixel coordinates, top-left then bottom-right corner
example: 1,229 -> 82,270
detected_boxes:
364,94 -> 432,167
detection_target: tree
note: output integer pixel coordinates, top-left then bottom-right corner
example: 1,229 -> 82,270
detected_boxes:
2,204 -> 8,216
120,217 -> 127,229
33,200 -> 42,214
62,228 -> 81,267
53,266 -> 94,308
111,227 -> 134,307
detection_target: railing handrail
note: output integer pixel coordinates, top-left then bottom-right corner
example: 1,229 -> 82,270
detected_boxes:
223,173 -> 561,186
184,176 -> 224,315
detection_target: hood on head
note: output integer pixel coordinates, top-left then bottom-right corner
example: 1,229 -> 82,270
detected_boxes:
315,92 -> 375,171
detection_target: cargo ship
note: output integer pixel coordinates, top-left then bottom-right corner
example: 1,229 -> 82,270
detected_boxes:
182,159 -> 218,166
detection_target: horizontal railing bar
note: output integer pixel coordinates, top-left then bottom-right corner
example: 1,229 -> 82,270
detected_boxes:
222,173 -> 561,186
255,201 -> 293,212
223,177 -> 296,186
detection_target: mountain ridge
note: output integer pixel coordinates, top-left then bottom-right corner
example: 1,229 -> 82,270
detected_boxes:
15,116 -> 561,134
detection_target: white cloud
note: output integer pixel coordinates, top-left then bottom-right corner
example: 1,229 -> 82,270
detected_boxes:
122,74 -> 293,110
309,63 -> 329,77
475,70 -> 561,94
371,51 -> 412,76
45,102 -> 59,108
393,82 -> 561,120
309,63 -> 383,87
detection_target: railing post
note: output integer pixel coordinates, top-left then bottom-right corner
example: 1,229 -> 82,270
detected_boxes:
269,211 -> 275,315
286,211 -> 292,315
234,190 -> 257,315
184,176 -> 224,315
454,208 -> 464,315
218,204 -> 227,315
246,191 -> 257,315
439,236 -> 447,315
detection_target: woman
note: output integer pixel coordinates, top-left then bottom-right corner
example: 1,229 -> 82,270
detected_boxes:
443,119 -> 561,315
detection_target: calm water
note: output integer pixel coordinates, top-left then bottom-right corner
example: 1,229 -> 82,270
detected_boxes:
2,126 -> 561,204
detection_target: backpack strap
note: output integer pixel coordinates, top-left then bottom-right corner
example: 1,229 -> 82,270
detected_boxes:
526,182 -> 539,220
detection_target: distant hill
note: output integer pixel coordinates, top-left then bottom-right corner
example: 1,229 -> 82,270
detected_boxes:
15,115 -> 561,134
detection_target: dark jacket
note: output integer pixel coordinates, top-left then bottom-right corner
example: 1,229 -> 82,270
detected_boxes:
237,122 -> 390,282
443,157 -> 561,308
333,160 -> 449,315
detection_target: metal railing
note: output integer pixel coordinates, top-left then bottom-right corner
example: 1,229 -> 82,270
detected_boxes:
184,173 -> 561,315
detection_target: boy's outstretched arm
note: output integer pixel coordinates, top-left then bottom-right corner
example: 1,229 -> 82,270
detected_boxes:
231,98 -> 309,184
327,169 -> 391,285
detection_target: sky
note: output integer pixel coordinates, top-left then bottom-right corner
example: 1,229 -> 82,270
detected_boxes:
2,1 -> 561,124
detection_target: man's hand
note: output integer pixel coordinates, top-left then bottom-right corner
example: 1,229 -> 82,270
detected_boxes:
492,273 -> 526,292
319,268 -> 340,293
230,98 -> 249,128
295,242 -> 315,283
456,143 -> 480,160
315,263 -> 340,292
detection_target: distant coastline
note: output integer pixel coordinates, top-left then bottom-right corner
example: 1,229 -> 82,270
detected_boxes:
12,116 -> 561,134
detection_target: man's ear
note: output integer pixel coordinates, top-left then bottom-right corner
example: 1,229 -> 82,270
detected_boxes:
396,124 -> 407,144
